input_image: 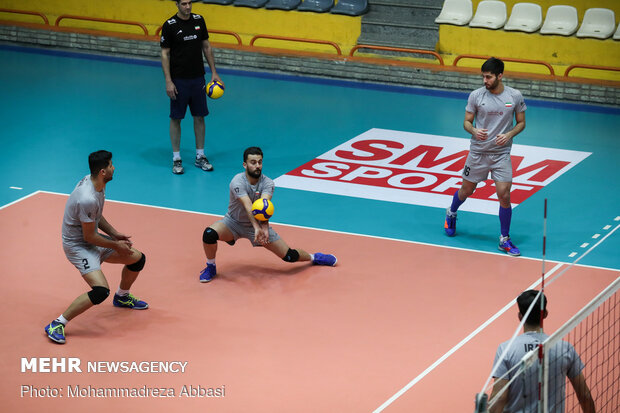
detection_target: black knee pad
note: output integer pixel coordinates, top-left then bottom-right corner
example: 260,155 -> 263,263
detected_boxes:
282,248 -> 300,263
126,253 -> 146,272
88,286 -> 110,305
203,227 -> 219,244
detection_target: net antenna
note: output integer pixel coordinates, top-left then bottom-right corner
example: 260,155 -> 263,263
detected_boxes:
540,198 -> 547,330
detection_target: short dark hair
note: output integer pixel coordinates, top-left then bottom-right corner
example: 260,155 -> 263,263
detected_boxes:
481,57 -> 504,76
243,147 -> 263,162
517,290 -> 547,326
88,150 -> 112,176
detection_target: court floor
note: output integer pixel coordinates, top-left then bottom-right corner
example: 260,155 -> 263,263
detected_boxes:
0,45 -> 618,412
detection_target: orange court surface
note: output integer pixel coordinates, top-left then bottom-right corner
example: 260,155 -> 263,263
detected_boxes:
1,191 -> 617,412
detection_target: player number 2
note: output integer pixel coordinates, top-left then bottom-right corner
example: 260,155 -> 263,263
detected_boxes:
82,258 -> 90,270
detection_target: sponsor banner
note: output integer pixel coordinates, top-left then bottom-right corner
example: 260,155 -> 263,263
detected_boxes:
274,129 -> 591,215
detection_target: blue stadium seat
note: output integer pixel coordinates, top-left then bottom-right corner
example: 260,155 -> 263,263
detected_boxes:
201,0 -> 234,5
265,0 -> 302,10
330,0 -> 368,16
234,0 -> 269,8
297,0 -> 334,13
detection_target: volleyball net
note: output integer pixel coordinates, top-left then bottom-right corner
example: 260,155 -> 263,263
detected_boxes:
474,276 -> 619,413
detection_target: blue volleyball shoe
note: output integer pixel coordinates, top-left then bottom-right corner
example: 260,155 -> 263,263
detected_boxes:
113,293 -> 149,309
45,320 -> 66,344
499,236 -> 521,256
199,263 -> 216,283
444,208 -> 457,237
312,253 -> 337,266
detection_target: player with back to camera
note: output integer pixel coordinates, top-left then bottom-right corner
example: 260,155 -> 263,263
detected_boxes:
160,0 -> 223,175
44,151 -> 149,344
444,57 -> 526,256
199,147 -> 337,282
489,290 -> 595,413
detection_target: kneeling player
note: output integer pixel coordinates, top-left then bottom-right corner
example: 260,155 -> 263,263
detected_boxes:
199,147 -> 337,282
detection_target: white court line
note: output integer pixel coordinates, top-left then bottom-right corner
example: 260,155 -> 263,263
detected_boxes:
569,252 -> 578,258
603,225 -> 611,230
374,221 -> 620,412
592,234 -> 600,239
0,190 -> 42,210
373,263 -> 565,413
3,190 -> 614,274
9,186 -> 23,190
580,243 -> 589,248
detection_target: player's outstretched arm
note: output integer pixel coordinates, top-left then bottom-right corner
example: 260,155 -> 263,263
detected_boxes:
569,373 -> 596,413
240,196 -> 269,245
488,378 -> 508,413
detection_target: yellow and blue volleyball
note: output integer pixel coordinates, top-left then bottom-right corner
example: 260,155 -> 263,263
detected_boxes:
206,80 -> 224,99
251,198 -> 274,221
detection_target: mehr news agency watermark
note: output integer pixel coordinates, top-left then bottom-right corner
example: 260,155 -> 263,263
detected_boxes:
20,357 -> 225,399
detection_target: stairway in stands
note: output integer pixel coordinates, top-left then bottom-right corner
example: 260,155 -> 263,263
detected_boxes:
358,0 -> 444,51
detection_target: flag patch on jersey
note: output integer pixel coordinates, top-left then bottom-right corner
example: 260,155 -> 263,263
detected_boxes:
505,102 -> 513,107
195,26 -> 200,30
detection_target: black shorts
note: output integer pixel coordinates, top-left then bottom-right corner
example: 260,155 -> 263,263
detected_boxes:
170,77 -> 209,119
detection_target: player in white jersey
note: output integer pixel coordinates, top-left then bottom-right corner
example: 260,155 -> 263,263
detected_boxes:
489,290 -> 595,413
44,151 -> 149,344
444,57 -> 526,256
198,147 -> 337,282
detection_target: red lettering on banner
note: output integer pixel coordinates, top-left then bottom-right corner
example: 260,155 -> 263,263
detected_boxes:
512,157 -> 570,182
390,145 -> 469,172
335,140 -> 403,161
289,159 -> 542,204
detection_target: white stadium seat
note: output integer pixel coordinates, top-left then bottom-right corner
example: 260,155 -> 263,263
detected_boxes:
576,8 -> 616,39
469,0 -> 507,30
614,23 -> 620,40
540,5 -> 579,36
435,0 -> 473,26
504,2 -> 543,33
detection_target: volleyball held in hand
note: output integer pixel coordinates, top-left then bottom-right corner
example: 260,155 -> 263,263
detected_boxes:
206,80 -> 224,99
252,198 -> 274,221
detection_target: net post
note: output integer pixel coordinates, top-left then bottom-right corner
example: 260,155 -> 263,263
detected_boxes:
474,393 -> 488,413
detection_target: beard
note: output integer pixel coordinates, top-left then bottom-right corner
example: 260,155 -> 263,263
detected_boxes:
248,168 -> 262,179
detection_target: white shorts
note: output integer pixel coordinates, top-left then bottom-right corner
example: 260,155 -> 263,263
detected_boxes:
63,242 -> 115,276
219,216 -> 281,247
462,152 -> 512,183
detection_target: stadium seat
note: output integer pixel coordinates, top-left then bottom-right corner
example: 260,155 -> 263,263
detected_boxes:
201,0 -> 234,4
434,0 -> 473,26
540,5 -> 579,36
234,0 -> 269,8
503,2 -> 543,33
469,0 -> 507,30
576,8 -> 616,39
297,0 -> 334,13
265,0 -> 301,10
330,0 -> 369,16
614,23 -> 620,40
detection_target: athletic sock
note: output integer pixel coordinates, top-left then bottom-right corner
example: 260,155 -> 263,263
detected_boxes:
207,258 -> 215,265
449,190 -> 464,214
116,288 -> 129,297
499,206 -> 512,237
173,152 -> 181,161
309,254 -> 315,262
196,149 -> 205,158
56,315 -> 68,325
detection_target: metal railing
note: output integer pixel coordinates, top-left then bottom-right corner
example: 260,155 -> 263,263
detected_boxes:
55,14 -> 148,36
350,44 -> 444,66
250,34 -> 342,55
453,54 -> 556,77
0,8 -> 49,25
